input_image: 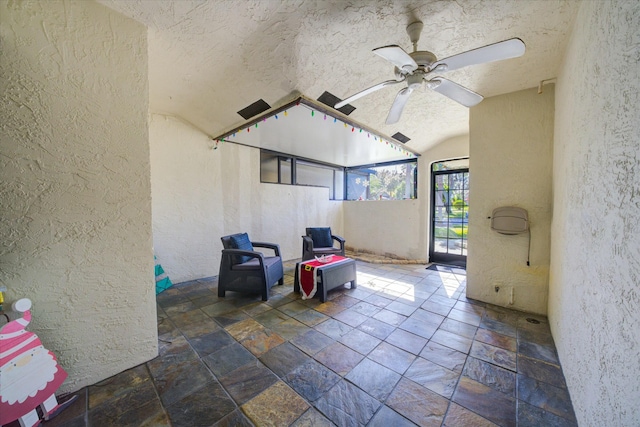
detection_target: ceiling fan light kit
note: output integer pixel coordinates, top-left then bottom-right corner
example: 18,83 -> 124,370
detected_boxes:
335,20 -> 526,125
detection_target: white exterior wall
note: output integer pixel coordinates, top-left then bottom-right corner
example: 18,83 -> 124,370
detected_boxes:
467,88 -> 554,315
150,114 -> 343,282
0,0 -> 156,392
549,1 -> 640,425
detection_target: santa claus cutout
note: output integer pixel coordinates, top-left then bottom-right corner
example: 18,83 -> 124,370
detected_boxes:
0,298 -> 77,427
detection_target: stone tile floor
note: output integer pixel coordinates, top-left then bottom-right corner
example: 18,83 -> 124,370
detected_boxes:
40,260 -> 577,427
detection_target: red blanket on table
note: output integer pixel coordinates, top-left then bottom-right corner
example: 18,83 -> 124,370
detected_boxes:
298,256 -> 350,300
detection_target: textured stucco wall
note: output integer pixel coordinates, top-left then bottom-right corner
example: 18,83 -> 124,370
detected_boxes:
343,199 -> 423,260
549,1 -> 640,425
420,135 -> 469,175
150,114 -> 343,282
343,135 -> 469,261
0,0 -> 156,392
467,88 -> 554,315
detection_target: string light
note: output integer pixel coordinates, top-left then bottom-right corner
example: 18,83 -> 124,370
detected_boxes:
223,105 -> 416,159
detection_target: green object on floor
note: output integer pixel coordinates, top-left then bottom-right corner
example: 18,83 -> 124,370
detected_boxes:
155,256 -> 172,295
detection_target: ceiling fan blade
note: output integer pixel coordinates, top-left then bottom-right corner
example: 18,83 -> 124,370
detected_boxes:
431,38 -> 525,72
373,45 -> 418,73
385,87 -> 413,124
335,79 -> 403,108
428,77 -> 483,107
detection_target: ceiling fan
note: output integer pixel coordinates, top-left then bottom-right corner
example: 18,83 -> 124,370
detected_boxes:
334,21 -> 525,124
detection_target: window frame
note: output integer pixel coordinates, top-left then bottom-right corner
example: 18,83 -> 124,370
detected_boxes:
260,150 -> 417,201
345,158 -> 418,201
260,149 -> 345,200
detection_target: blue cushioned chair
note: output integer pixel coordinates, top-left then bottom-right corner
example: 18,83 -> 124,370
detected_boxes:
302,227 -> 345,261
219,233 -> 284,301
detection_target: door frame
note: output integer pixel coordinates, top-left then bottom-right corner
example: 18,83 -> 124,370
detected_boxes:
429,161 -> 469,267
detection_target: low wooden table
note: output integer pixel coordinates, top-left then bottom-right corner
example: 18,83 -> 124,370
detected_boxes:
294,257 -> 357,302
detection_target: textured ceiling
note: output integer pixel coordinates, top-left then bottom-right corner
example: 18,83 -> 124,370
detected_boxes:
100,0 -> 580,165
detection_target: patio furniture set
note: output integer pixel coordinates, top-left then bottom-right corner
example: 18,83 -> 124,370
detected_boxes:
218,228 -> 356,302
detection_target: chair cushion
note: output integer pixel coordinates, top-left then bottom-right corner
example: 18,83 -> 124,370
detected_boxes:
309,228 -> 333,248
229,233 -> 254,264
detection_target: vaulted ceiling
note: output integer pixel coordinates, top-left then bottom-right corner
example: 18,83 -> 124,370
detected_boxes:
100,0 -> 579,165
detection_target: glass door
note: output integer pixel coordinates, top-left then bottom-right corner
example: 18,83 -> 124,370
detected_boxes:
430,159 -> 469,267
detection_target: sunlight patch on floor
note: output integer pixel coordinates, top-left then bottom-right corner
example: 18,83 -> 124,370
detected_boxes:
397,286 -> 417,303
441,272 -> 461,297
357,269 -> 463,300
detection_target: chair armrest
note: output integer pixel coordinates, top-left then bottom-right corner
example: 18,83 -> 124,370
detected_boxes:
331,235 -> 345,244
221,248 -> 265,262
301,236 -> 314,261
251,242 -> 281,257
332,235 -> 345,249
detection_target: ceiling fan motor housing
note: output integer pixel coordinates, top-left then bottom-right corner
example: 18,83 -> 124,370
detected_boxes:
410,51 -> 437,68
407,73 -> 424,89
395,51 -> 437,80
